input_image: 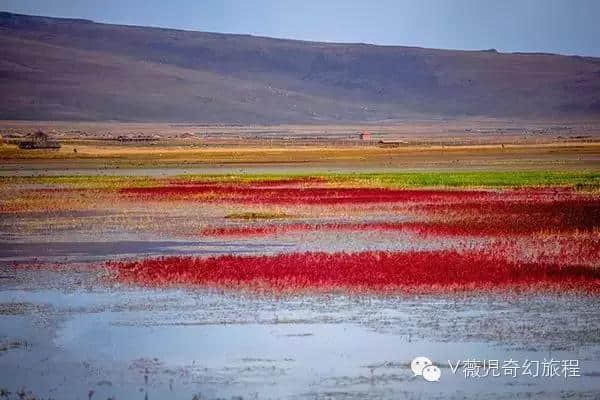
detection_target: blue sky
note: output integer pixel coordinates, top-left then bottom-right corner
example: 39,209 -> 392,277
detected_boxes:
2,0 -> 599,56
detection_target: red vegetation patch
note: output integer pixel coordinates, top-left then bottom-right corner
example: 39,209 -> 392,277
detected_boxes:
121,185 -> 494,205
109,250 -> 600,294
122,184 -> 599,235
114,183 -> 600,295
419,198 -> 600,233
201,213 -> 600,238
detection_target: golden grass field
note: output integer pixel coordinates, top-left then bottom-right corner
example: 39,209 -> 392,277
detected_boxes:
2,141 -> 600,172
2,120 -> 600,172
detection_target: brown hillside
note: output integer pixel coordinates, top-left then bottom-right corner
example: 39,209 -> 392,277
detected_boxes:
1,11 -> 600,122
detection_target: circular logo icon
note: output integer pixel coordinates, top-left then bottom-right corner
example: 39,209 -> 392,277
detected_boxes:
411,356 -> 433,376
422,364 -> 441,382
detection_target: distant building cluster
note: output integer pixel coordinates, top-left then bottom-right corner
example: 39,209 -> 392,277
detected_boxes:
18,131 -> 61,149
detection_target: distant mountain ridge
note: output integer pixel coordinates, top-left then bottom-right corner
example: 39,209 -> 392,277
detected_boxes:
1,11 -> 600,123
